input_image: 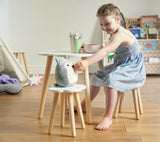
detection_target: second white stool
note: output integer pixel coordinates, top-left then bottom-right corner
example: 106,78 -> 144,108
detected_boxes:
113,88 -> 143,120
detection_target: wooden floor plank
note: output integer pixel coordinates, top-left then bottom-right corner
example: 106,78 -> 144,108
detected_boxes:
0,75 -> 160,142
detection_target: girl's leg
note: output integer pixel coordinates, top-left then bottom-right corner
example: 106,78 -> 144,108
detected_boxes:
80,85 -> 100,112
96,87 -> 117,130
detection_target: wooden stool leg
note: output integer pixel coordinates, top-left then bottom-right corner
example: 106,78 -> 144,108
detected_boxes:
19,53 -> 23,66
14,53 -> 18,59
137,88 -> 143,114
74,93 -> 85,129
119,92 -> 124,113
132,89 -> 140,120
61,93 -> 66,127
22,52 -> 29,76
113,92 -> 122,118
65,94 -> 68,112
48,93 -> 59,135
68,93 -> 76,137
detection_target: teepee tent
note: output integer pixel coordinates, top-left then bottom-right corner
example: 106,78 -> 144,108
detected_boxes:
0,36 -> 30,84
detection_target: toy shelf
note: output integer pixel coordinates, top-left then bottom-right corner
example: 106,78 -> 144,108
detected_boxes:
138,39 -> 160,75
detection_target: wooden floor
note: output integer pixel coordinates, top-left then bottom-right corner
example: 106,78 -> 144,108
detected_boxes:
0,74 -> 160,142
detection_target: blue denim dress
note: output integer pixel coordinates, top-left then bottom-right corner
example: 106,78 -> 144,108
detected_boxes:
91,40 -> 146,92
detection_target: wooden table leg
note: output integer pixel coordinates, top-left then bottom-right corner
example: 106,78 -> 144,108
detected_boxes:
98,60 -> 103,69
38,56 -> 53,119
81,57 -> 92,124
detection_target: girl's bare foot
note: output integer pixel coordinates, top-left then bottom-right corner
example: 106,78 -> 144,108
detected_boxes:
95,117 -> 112,130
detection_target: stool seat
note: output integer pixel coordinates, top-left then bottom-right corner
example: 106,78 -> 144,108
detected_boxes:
48,84 -> 86,93
48,84 -> 86,137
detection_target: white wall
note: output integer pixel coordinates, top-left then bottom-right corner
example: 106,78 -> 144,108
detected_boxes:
0,0 -> 9,42
0,0 -> 160,74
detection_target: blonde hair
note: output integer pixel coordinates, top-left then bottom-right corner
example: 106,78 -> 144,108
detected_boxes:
97,3 -> 126,28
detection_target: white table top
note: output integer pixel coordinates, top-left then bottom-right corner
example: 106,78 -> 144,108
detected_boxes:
38,51 -> 93,57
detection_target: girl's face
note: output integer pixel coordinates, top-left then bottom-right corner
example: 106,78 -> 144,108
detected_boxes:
98,15 -> 120,34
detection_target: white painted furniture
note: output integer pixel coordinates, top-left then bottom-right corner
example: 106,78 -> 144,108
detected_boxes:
48,84 -> 86,137
113,88 -> 143,120
13,51 -> 29,76
38,51 -> 95,124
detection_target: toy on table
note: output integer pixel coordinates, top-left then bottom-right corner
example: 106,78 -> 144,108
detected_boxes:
55,58 -> 78,87
80,44 -> 103,53
70,32 -> 82,53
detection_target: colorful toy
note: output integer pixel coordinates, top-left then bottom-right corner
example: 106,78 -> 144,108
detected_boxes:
143,41 -> 159,51
70,32 -> 82,53
129,29 -> 141,39
140,15 -> 159,29
55,58 -> 78,87
29,73 -> 43,86
0,74 -> 19,84
125,18 -> 140,29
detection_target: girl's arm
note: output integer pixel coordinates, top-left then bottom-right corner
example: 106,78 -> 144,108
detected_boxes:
74,33 -> 122,71
86,35 -> 121,65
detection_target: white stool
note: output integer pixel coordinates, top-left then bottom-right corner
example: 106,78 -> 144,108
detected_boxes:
48,84 -> 86,137
113,88 -> 143,120
13,51 -> 29,76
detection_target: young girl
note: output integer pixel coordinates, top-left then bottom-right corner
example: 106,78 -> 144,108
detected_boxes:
74,3 -> 146,131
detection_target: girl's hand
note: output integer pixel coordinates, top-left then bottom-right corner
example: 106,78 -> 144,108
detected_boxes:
74,60 -> 89,71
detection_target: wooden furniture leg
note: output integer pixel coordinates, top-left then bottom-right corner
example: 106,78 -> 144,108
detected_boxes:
19,53 -> 23,66
74,92 -> 85,129
113,92 -> 122,118
98,60 -> 103,69
61,93 -> 66,127
13,52 -> 30,76
48,93 -> 59,135
118,92 -> 124,113
14,53 -> 18,58
68,93 -> 76,137
38,56 -> 53,119
22,52 -> 29,76
137,88 -> 143,114
81,57 -> 92,124
132,89 -> 140,120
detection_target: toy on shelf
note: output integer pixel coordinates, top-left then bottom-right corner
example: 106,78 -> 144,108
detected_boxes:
148,57 -> 160,62
125,18 -> 140,29
140,15 -> 159,29
129,29 -> 141,39
143,41 -> 159,51
148,28 -> 158,39
125,15 -> 159,39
